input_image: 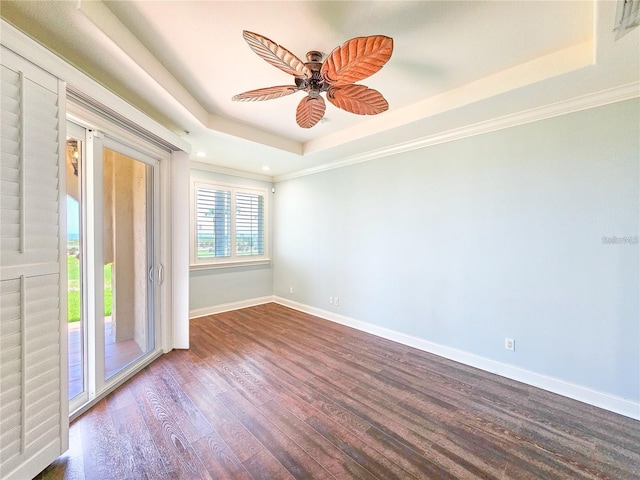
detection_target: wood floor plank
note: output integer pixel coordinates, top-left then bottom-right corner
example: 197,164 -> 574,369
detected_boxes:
242,449 -> 296,480
159,348 -> 202,386
78,401 -> 127,480
146,360 -> 215,443
104,377 -> 137,411
109,401 -> 168,480
128,369 -> 213,479
181,378 -> 267,463
302,413 -> 421,480
192,433 -> 254,480
216,389 -> 336,480
35,303 -> 640,480
257,398 -> 381,480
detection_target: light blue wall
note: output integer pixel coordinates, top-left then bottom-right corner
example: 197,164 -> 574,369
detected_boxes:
272,99 -> 640,402
188,170 -> 274,311
190,263 -> 273,310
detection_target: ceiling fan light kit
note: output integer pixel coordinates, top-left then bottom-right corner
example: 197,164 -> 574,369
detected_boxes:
232,31 -> 394,128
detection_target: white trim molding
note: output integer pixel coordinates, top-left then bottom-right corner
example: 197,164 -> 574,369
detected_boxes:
272,297 -> 640,421
275,82 -> 640,182
191,160 -> 273,182
190,296 -> 274,319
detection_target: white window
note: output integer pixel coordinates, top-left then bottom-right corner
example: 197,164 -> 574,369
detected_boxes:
192,182 -> 268,266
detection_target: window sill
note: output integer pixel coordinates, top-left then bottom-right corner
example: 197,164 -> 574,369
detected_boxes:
190,258 -> 271,271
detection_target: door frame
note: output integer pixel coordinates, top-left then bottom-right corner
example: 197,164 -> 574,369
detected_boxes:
66,109 -> 168,420
66,120 -> 89,414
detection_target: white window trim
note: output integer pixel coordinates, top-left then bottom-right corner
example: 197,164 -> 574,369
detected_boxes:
190,180 -> 269,269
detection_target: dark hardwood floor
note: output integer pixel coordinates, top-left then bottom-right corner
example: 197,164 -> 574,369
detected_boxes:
37,303 -> 640,479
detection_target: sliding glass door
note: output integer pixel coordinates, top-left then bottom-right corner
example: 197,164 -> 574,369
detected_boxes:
101,144 -> 156,380
67,121 -> 160,414
66,122 -> 87,408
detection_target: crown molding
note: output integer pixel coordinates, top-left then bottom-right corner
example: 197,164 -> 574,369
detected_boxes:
190,160 -> 273,182
274,82 -> 640,182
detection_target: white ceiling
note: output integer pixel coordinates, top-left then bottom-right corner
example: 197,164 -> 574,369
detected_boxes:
1,1 -> 639,178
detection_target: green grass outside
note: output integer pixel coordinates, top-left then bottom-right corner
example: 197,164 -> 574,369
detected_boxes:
67,256 -> 112,322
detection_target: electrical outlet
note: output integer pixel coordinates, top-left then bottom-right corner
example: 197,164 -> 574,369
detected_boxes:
289,286 -> 294,294
334,297 -> 339,306
329,296 -> 333,305
505,338 -> 515,351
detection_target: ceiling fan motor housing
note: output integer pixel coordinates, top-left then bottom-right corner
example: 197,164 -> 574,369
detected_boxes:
295,51 -> 327,95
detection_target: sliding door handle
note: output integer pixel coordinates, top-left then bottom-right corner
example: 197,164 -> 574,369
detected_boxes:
157,263 -> 164,286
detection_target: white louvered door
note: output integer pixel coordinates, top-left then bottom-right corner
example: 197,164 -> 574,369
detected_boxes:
0,48 -> 68,480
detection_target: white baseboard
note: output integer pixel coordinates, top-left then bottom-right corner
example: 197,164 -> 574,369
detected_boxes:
273,296 -> 640,421
189,296 -> 274,319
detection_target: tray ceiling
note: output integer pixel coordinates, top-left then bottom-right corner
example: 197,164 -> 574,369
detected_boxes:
1,1 -> 638,178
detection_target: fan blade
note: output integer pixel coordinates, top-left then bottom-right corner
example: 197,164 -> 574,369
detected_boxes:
321,35 -> 393,85
296,95 -> 326,128
327,84 -> 389,115
232,85 -> 300,102
242,31 -> 311,78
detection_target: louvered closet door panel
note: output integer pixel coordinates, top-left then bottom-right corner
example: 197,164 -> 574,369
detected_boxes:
0,274 -> 62,469
0,51 -> 65,480
1,65 -> 60,269
0,278 -> 22,464
0,66 -> 21,256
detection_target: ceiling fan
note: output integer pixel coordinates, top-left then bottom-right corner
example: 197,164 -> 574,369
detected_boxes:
232,31 -> 394,128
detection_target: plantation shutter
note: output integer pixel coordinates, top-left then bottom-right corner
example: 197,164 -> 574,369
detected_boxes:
0,48 -> 67,480
195,186 -> 231,259
192,182 -> 267,265
235,191 -> 264,256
